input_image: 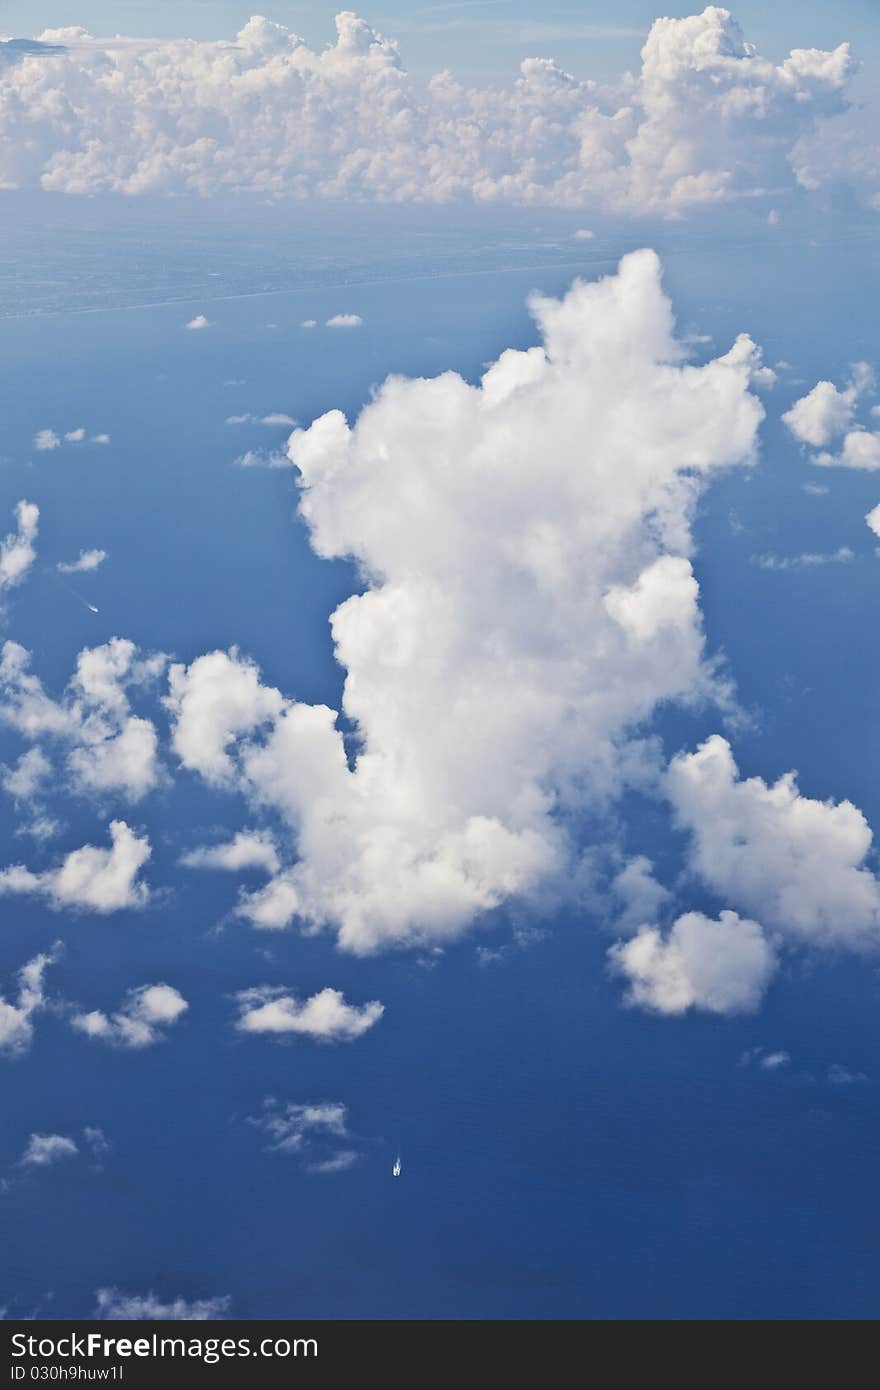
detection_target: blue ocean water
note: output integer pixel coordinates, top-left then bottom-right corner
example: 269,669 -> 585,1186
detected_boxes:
1,196 -> 879,1319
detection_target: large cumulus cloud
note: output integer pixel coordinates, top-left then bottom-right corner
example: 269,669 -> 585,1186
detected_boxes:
168,248 -> 766,952
0,8 -> 857,212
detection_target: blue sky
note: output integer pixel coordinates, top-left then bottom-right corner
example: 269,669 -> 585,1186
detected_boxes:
2,5 -> 880,1323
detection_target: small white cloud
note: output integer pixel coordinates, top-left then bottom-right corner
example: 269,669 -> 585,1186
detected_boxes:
1,747 -> 51,802
225,413 -> 295,427
19,1133 -> 78,1167
752,546 -> 853,570
782,363 -> 874,449
185,314 -> 211,331
827,1063 -> 868,1085
759,1050 -> 790,1071
64,427 -> 86,443
802,482 -> 829,496
0,500 -> 39,593
95,1290 -> 230,1321
867,504 -> 880,538
574,228 -> 594,240
90,433 -> 111,445
34,429 -> 60,452
72,983 -> 188,1049
307,1150 -> 361,1174
815,431 -> 880,471
0,944 -> 59,1057
667,735 -> 880,948
234,986 -> 384,1041
0,638 -> 167,803
767,209 -> 780,226
0,820 -> 152,913
57,548 -> 107,574
233,449 -> 290,469
609,910 -> 776,1015
180,830 -> 279,875
301,320 -> 317,329
325,314 -> 363,328
249,1098 -> 362,1173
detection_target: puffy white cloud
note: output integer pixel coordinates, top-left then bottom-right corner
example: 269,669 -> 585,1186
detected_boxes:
0,501 -> 38,593
610,854 -> 671,934
185,314 -> 210,330
19,1133 -> 78,1167
609,909 -> 776,1014
667,735 -> 880,948
866,504 -> 880,538
782,369 -> 870,448
169,250 -> 765,952
1,747 -> 51,802
0,10 -> 856,213
180,829 -> 279,875
64,427 -> 86,443
166,648 -> 283,785
326,314 -> 363,328
72,982 -> 188,1047
815,432 -> 880,472
94,1290 -> 230,1321
0,819 -> 152,913
0,944 -> 59,1056
0,638 -> 166,802
235,986 -> 383,1041
57,548 -> 106,574
782,364 -> 879,469
33,429 -> 59,452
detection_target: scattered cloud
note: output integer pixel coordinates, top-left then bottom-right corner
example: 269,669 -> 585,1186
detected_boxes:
573,228 -> 594,240
759,1050 -> 790,1071
19,1133 -> 78,1167
325,314 -> 363,328
609,910 -> 776,1015
34,428 -> 108,451
783,364 -> 880,469
57,549 -> 107,575
185,315 -> 211,331
0,944 -> 59,1057
0,638 -> 167,803
827,1063 -> 868,1085
180,830 -> 279,876
94,1290 -> 230,1321
72,984 -> 188,1049
0,501 -> 38,594
752,546 -> 853,570
300,320 -> 317,329
0,819 -> 152,913
234,987 -> 384,1041
225,413 -> 295,426
0,11 -> 860,213
249,1098 -> 362,1173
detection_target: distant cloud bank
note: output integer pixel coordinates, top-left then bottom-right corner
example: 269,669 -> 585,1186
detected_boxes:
0,9 -> 867,214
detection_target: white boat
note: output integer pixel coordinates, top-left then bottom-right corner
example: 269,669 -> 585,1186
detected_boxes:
392,1156 -> 402,1177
